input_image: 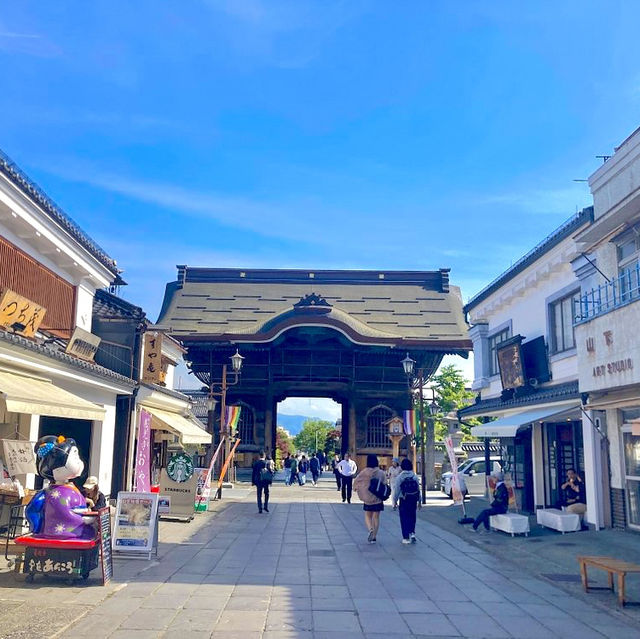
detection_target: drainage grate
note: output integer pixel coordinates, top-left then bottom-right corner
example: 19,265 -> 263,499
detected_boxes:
554,542 -> 577,547
542,573 -> 582,583
308,550 -> 335,557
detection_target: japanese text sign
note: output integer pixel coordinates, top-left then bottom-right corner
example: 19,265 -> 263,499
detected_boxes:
0,289 -> 46,338
142,332 -> 163,384
134,410 -> 152,492
2,439 -> 37,475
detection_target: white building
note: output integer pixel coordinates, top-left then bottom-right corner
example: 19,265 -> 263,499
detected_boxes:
573,126 -> 640,530
0,150 -> 135,496
460,208 -> 605,526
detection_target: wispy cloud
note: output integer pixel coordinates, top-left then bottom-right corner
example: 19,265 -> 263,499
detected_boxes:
0,21 -> 62,57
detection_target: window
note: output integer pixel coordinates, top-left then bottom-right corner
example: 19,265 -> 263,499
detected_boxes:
550,291 -> 580,353
617,233 -> 640,302
488,328 -> 510,376
366,405 -> 393,448
235,404 -> 255,444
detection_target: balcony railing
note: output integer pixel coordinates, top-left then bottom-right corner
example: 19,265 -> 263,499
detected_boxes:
574,265 -> 640,324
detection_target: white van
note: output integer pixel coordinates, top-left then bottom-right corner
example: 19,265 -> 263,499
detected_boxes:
440,456 -> 502,498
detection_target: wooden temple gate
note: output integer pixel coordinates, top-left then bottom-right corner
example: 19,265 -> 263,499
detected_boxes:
159,268 -> 471,469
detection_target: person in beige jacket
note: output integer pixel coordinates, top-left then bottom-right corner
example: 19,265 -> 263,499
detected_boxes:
353,454 -> 387,543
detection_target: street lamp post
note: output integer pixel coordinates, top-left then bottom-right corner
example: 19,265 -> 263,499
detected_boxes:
206,349 -> 245,495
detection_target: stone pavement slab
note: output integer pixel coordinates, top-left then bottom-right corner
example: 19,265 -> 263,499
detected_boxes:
2,481 -> 640,638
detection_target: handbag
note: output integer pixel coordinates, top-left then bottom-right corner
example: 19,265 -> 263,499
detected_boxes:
369,476 -> 391,501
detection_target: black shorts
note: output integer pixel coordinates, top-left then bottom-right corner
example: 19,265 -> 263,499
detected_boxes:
363,503 -> 384,512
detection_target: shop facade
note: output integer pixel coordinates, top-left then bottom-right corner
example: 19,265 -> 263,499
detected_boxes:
573,126 -> 640,530
0,149 -> 136,496
461,208 -> 603,523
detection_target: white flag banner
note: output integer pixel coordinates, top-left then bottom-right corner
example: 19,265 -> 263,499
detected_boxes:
2,439 -> 37,475
444,435 -> 463,505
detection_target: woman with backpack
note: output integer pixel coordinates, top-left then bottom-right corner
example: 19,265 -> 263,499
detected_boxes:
391,458 -> 421,544
353,454 -> 388,544
251,451 -> 274,513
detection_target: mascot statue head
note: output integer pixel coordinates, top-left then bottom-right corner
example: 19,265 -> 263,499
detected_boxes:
35,435 -> 84,484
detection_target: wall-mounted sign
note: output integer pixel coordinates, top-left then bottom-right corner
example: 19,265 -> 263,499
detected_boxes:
497,338 -> 526,389
142,332 -> 163,384
166,453 -> 194,483
0,289 -> 46,338
65,326 -> 101,362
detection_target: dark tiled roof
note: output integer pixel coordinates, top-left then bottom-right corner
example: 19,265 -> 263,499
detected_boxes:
140,382 -> 192,403
0,149 -> 119,276
0,329 -> 136,388
94,289 -> 146,321
158,268 -> 471,350
464,208 -> 594,313
458,381 -> 580,418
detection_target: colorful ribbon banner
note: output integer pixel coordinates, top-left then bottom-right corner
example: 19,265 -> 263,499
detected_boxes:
225,405 -> 241,435
403,409 -> 418,436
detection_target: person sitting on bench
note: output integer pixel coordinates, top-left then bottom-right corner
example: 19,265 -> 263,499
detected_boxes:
470,470 -> 509,532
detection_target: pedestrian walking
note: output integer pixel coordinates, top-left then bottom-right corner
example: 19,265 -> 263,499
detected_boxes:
283,452 -> 292,486
332,456 -> 342,491
354,454 -> 388,543
337,453 -> 357,503
391,458 -> 421,544
252,450 -> 274,513
309,453 -> 321,485
387,457 -> 401,484
298,455 -> 309,485
317,450 -> 326,472
289,454 -> 299,486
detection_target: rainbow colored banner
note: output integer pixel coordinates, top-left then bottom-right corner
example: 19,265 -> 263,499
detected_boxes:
225,405 -> 241,434
403,409 -> 418,436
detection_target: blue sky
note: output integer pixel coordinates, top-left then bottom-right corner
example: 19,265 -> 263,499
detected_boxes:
2,2 -> 640,407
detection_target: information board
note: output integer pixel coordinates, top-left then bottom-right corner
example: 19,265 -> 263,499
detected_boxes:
159,469 -> 197,521
97,507 -> 113,584
113,492 -> 158,556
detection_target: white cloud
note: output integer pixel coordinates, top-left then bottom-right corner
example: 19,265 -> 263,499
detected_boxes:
278,397 -> 341,421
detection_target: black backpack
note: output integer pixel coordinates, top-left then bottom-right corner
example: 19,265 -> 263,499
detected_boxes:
399,475 -> 420,500
260,460 -> 275,484
369,476 -> 392,501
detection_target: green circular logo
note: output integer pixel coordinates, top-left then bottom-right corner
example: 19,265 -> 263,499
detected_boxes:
167,453 -> 194,483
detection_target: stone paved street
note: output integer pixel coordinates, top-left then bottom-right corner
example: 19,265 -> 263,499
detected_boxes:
2,480 -> 640,638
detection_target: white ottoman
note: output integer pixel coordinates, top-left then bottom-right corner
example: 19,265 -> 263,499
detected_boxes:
490,513 -> 530,537
536,508 -> 581,534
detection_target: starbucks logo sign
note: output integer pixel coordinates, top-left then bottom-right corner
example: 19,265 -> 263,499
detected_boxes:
167,453 -> 194,483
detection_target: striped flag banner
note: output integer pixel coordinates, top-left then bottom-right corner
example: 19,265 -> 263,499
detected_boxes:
403,409 -> 418,436
225,405 -> 241,434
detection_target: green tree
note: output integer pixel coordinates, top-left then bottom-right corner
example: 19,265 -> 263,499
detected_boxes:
293,418 -> 334,454
276,426 -> 294,467
427,364 -> 480,440
324,428 -> 342,455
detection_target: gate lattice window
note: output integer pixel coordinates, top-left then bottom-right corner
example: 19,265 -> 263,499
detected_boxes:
235,404 -> 255,445
366,405 -> 393,448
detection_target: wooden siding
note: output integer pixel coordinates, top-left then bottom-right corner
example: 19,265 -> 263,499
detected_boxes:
0,235 -> 75,338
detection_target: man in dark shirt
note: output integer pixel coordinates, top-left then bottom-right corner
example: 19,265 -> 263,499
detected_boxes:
471,471 -> 509,532
252,451 -> 274,514
561,468 -> 586,514
309,453 -> 321,486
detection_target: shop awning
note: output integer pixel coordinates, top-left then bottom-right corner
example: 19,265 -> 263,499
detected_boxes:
471,402 -> 580,438
0,369 -> 106,421
145,406 -> 212,445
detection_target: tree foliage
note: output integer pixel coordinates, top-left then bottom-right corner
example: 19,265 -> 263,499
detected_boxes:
293,418 -> 335,454
275,426 -> 294,467
420,364 -> 481,440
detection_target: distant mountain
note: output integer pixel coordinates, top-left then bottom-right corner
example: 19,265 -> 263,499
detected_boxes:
277,414 -> 336,436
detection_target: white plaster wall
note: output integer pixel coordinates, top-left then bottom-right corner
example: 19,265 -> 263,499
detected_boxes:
74,282 -> 95,331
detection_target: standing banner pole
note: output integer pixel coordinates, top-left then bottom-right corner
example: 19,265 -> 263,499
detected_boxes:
215,438 -> 241,498
196,438 -> 225,511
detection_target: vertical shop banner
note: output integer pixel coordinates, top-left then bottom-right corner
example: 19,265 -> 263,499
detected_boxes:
134,410 -> 152,492
403,410 -> 418,436
142,332 -> 164,384
194,439 -> 225,512
444,435 -> 463,505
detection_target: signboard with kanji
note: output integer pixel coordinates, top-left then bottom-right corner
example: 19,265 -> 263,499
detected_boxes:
142,332 -> 163,384
134,410 -> 152,492
2,439 -> 37,475
65,326 -> 101,362
0,289 -> 46,338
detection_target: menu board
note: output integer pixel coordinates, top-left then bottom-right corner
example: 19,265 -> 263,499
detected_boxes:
113,492 -> 158,556
97,507 -> 113,585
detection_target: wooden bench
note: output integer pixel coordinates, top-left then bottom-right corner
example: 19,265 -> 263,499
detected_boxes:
577,555 -> 640,607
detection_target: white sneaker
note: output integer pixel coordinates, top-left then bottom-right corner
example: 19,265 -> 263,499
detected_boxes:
410,533 -> 417,543
367,529 -> 375,543
402,538 -> 411,545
